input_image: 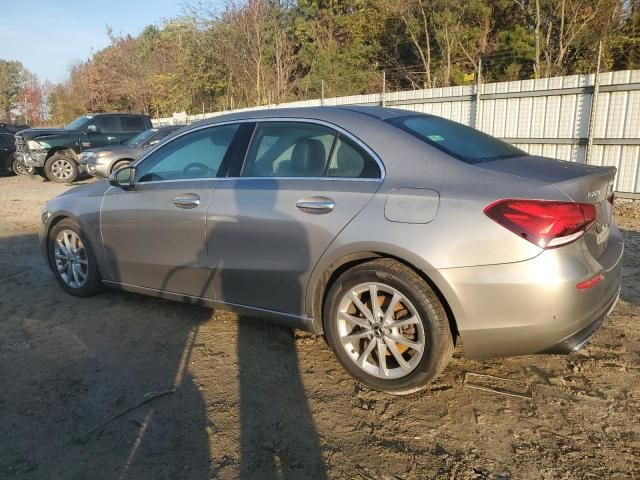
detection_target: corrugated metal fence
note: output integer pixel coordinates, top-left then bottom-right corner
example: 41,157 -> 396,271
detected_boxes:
153,69 -> 640,195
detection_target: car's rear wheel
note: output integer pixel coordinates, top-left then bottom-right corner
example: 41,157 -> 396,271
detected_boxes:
45,153 -> 78,183
324,258 -> 454,395
48,219 -> 101,296
11,158 -> 33,176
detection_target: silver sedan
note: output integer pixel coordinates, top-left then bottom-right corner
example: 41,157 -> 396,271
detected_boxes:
40,107 -> 623,394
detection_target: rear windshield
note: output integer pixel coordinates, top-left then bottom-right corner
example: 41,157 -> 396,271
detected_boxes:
387,115 -> 526,164
127,129 -> 157,146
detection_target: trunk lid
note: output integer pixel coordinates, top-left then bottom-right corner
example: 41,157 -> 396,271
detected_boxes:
479,156 -> 616,258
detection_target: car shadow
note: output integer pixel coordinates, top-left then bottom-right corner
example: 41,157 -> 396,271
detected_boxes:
19,171 -> 329,477
0,232 -> 212,479
620,227 -> 640,307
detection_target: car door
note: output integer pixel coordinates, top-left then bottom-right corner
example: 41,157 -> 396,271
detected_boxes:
82,115 -> 119,149
206,120 -> 383,316
100,123 -> 241,298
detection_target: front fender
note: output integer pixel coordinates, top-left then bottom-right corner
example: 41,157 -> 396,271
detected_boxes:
42,182 -> 110,279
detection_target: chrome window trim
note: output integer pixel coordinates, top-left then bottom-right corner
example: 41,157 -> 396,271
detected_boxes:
132,117 -> 386,184
134,176 -> 382,186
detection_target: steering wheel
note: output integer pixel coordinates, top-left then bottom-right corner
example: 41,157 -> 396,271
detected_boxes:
183,162 -> 213,177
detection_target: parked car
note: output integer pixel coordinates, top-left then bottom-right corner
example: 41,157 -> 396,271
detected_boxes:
15,113 -> 152,183
78,126 -> 182,178
0,124 -> 34,176
0,133 -> 17,175
40,107 -> 623,394
0,123 -> 29,134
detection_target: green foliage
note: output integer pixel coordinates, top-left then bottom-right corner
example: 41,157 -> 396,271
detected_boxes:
0,60 -> 28,121
36,0 -> 639,124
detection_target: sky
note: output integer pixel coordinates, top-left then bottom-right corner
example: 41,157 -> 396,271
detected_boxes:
0,0 -> 202,83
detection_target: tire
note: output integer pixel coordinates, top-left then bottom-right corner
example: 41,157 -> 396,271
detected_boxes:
45,153 -> 78,183
47,219 -> 102,297
323,258 -> 454,395
110,160 -> 132,174
12,158 -> 33,176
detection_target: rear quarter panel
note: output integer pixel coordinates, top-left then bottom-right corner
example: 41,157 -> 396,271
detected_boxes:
306,126 -> 576,329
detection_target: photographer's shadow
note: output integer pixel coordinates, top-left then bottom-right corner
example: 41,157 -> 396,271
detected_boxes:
210,177 -> 328,478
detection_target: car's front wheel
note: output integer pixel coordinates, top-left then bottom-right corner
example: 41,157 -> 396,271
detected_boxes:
324,258 -> 454,395
12,158 -> 33,175
48,219 -> 102,296
45,153 -> 78,183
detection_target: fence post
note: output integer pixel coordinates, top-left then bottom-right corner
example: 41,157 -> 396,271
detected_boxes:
473,57 -> 483,130
381,71 -> 386,107
585,40 -> 603,165
321,79 -> 325,106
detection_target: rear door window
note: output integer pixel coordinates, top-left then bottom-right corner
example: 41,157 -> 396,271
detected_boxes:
121,116 -> 146,132
327,137 -> 380,179
387,115 -> 526,164
241,122 -> 336,178
97,116 -> 120,133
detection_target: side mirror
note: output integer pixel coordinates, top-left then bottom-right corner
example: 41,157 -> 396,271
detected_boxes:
86,124 -> 99,134
109,165 -> 136,189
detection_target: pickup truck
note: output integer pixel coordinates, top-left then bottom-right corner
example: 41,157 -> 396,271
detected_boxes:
15,113 -> 152,182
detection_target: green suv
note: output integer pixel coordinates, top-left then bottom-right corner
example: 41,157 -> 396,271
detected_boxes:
15,113 -> 152,182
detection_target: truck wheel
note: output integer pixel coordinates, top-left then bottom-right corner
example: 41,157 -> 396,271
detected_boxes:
12,158 -> 34,176
45,153 -> 78,183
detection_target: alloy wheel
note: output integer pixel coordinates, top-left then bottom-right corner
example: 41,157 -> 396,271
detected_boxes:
54,229 -> 89,288
13,160 -> 31,175
51,158 -> 74,181
336,282 -> 425,379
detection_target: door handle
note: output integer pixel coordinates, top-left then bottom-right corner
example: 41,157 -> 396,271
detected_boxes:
173,194 -> 200,209
296,196 -> 335,214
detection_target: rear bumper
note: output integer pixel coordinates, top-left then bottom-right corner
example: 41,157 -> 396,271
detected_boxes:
433,223 -> 624,359
540,284 -> 620,354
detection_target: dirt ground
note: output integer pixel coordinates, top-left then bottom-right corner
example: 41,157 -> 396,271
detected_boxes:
0,174 -> 638,480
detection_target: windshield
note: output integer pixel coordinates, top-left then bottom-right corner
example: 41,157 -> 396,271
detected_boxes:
64,115 -> 92,130
387,115 -> 526,164
127,129 -> 157,146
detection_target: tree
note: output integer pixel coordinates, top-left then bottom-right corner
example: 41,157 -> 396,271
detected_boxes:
0,60 -> 28,121
41,0 -> 637,123
19,74 -> 45,125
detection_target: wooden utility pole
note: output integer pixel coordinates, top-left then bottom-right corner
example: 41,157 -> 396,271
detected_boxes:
586,40 -> 603,165
474,57 -> 483,130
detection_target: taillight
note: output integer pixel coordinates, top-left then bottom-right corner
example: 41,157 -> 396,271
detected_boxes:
576,274 -> 603,290
484,199 -> 596,249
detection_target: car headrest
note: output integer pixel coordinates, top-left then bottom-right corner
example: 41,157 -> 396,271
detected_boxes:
291,139 -> 326,176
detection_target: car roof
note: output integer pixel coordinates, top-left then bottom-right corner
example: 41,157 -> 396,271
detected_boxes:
190,106 -> 418,129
